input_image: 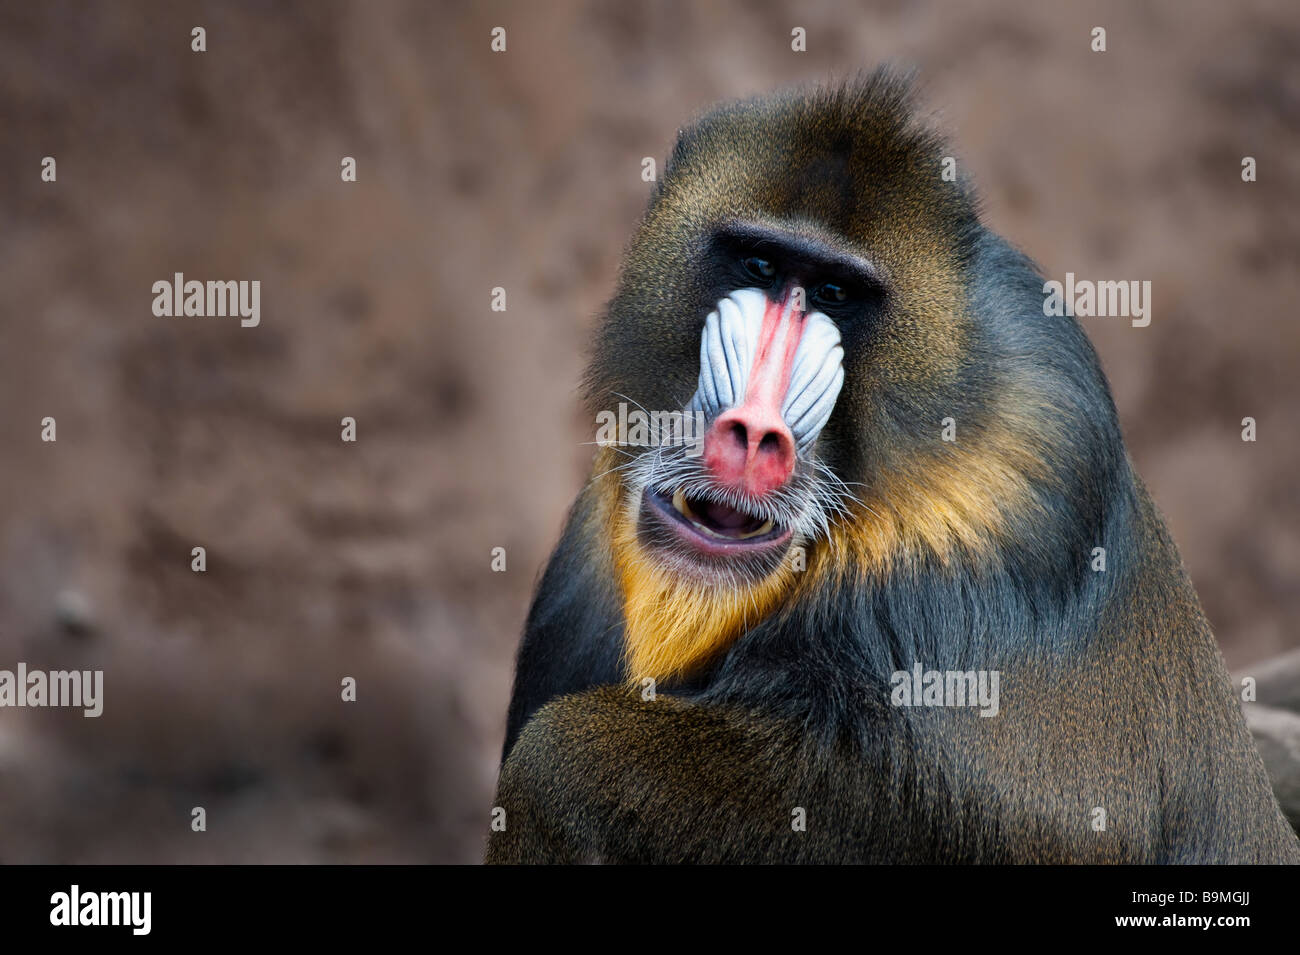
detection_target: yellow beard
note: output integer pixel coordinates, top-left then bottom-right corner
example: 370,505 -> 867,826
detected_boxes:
611,490 -> 799,685
604,400 -> 1045,684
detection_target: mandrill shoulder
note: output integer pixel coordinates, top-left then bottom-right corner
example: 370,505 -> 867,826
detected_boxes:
1079,475 -> 1300,862
502,480 -> 627,759
488,687 -> 888,864
490,686 -> 1023,864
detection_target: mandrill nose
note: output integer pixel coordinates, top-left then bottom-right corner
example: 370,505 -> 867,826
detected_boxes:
703,404 -> 797,498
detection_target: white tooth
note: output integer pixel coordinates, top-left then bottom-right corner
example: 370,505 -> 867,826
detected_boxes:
672,488 -> 690,517
737,519 -> 775,540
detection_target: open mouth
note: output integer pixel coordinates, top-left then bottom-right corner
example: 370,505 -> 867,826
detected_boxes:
667,489 -> 776,539
641,486 -> 792,557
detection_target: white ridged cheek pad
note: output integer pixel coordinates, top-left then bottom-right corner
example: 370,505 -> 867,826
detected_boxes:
687,287 -> 845,453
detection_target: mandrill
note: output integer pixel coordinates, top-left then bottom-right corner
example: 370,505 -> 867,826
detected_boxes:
487,70 -> 1300,864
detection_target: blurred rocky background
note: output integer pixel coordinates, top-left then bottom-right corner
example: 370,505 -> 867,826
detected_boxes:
1241,651 -> 1300,830
0,0 -> 1297,862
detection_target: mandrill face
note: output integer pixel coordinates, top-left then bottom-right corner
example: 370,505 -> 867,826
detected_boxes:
584,80 -> 1106,683
635,229 -> 857,581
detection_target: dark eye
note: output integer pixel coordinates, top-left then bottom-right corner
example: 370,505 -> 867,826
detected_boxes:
742,256 -> 776,281
814,282 -> 850,305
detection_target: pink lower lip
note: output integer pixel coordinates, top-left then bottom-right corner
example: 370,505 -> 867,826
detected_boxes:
641,487 -> 792,558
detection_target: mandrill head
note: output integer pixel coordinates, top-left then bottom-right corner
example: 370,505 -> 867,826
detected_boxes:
584,70 -> 1122,686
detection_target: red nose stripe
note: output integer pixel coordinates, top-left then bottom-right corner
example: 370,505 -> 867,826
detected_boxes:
701,290 -> 806,497
745,291 -> 807,420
